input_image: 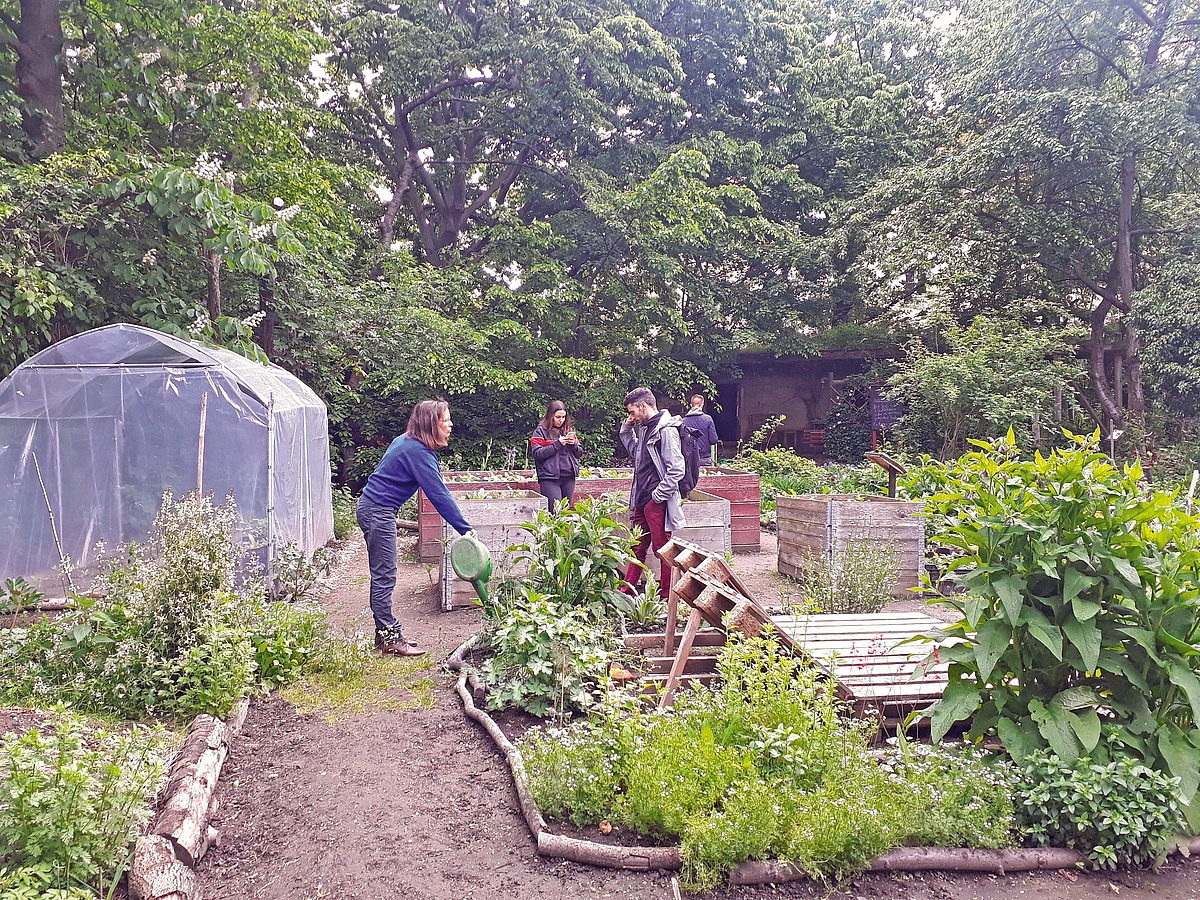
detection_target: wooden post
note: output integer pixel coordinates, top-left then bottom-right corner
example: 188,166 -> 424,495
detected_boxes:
196,392 -> 208,495
664,583 -> 679,656
659,607 -> 703,709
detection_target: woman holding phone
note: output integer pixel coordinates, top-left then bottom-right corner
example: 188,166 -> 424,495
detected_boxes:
530,400 -> 583,509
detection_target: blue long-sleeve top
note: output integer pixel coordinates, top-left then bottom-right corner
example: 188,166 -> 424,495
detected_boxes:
362,434 -> 473,534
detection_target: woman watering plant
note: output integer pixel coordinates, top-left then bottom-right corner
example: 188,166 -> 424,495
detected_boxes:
530,400 -> 583,509
357,399 -> 474,656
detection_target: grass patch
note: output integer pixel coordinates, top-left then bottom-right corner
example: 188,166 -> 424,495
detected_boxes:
280,632 -> 436,721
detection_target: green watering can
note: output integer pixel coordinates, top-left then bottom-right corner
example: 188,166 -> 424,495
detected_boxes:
450,532 -> 493,605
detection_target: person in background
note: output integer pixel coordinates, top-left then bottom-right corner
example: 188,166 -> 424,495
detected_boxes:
619,387 -> 685,600
357,400 -> 474,656
530,400 -> 583,509
685,393 -> 721,465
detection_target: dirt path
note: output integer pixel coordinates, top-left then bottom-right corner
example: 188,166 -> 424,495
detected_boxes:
195,531 -> 1200,900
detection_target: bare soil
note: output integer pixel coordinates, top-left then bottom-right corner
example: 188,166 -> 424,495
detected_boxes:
194,531 -> 1200,900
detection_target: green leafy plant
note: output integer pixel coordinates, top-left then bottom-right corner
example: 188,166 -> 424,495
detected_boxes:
269,542 -> 337,603
331,487 -> 358,540
479,587 -> 614,717
1,578 -> 45,614
1013,750 -> 1183,868
782,538 -> 899,614
508,495 -> 640,619
519,635 -> 1014,890
0,711 -> 173,897
0,492 -> 324,720
911,430 -> 1200,830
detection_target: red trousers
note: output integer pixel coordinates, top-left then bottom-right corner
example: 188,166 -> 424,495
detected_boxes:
624,499 -> 671,599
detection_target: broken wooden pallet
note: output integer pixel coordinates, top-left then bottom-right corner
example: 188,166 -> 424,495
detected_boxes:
627,538 -> 950,719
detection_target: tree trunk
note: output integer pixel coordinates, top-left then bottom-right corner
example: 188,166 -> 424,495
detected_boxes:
256,275 -> 275,356
13,0 -> 65,157
206,251 -> 222,320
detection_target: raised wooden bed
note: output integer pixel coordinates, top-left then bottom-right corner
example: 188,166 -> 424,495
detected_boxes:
438,490 -> 546,610
419,467 -> 760,561
776,494 -> 924,596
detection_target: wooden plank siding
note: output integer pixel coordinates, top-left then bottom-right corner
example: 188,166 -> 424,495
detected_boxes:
776,495 -> 925,595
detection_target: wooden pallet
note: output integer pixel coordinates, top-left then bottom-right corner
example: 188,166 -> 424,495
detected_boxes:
630,538 -> 949,718
770,612 -> 949,719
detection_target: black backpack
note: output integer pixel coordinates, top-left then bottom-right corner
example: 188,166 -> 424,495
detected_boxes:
676,423 -> 703,498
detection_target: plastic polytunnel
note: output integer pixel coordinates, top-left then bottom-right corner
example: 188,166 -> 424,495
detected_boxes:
0,324 -> 334,593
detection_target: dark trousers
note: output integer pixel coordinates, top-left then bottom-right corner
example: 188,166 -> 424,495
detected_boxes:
356,495 -> 401,634
539,477 -> 576,511
624,499 -> 671,599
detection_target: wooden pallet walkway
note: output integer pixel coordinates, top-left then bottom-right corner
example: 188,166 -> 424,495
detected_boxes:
771,612 -> 949,718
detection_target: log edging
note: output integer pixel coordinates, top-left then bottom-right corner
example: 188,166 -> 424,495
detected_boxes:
447,633 -> 1200,886
127,698 -> 250,900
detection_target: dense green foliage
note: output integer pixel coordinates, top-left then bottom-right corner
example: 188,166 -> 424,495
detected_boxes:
519,635 -> 1014,889
0,711 -> 173,897
0,493 -> 324,721
4,0 -> 1194,467
1013,750 -> 1184,869
478,497 -> 636,716
913,431 -> 1200,831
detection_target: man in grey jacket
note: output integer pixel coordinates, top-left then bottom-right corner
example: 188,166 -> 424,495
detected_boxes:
619,387 -> 686,600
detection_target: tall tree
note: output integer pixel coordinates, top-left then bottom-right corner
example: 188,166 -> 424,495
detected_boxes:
328,0 -> 682,264
860,0 -> 1200,440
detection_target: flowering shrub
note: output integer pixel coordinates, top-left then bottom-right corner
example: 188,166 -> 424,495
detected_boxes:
0,492 -> 324,720
0,710 -> 173,897
518,636 -> 1014,889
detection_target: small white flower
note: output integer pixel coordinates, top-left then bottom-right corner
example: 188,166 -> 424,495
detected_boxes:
277,204 -> 300,222
241,310 -> 267,329
141,248 -> 158,266
249,223 -> 272,241
138,49 -> 162,66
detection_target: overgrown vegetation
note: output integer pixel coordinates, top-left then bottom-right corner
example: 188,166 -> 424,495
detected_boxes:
782,539 -> 899,615
0,493 -> 324,721
912,431 -> 1200,831
0,710 -> 175,898
478,497 -> 636,717
519,635 -> 1015,890
1013,750 -> 1184,869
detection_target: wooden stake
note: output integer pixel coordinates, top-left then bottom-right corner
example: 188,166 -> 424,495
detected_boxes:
197,392 -> 208,495
659,606 -> 703,709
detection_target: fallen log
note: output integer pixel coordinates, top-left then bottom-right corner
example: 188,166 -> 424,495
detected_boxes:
729,847 -> 1088,885
448,636 -> 546,838
127,835 -> 196,900
536,831 -> 682,871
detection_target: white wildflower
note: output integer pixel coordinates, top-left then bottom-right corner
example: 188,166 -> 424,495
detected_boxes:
138,49 -> 162,67
241,310 -> 267,330
248,223 -> 272,241
141,248 -> 158,266
277,204 -> 301,222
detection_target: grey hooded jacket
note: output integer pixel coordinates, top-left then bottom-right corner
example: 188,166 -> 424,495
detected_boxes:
619,412 -> 687,532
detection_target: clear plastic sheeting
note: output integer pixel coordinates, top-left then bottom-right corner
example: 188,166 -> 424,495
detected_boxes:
0,324 -> 334,592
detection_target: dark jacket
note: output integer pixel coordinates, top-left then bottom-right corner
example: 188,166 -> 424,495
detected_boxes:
362,434 -> 472,534
683,408 -> 719,463
530,424 -> 583,481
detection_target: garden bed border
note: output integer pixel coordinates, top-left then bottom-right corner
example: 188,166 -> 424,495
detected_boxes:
447,634 -> 1200,886
128,698 -> 250,900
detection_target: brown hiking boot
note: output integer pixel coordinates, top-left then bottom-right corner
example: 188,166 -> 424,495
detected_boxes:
375,626 -> 428,657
